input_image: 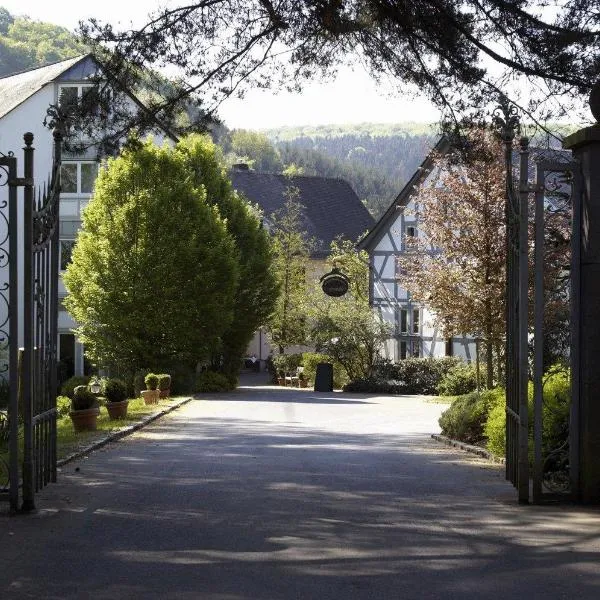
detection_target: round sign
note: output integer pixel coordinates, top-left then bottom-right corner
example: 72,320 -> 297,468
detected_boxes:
320,268 -> 349,297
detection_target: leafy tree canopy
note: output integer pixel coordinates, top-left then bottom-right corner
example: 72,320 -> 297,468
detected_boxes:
64,139 -> 238,375
175,134 -> 278,379
0,9 -> 83,77
80,1 -> 600,135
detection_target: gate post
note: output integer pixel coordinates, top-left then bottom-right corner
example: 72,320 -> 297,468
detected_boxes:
563,84 -> 600,503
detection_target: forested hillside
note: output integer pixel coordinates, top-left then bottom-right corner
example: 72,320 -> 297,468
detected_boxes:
272,127 -> 437,218
0,7 -> 83,77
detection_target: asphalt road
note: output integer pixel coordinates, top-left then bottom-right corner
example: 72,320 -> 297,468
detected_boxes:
1,381 -> 600,599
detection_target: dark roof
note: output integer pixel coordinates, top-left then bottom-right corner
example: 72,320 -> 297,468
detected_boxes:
0,55 -> 91,119
230,171 -> 374,258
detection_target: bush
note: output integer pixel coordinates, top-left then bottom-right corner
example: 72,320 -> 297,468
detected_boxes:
167,363 -> 196,395
157,374 -> 171,391
347,357 -> 461,395
0,378 -> 8,410
56,395 -> 72,418
271,353 -> 303,375
133,369 -> 151,397
302,352 -> 348,389
71,385 -> 97,411
195,370 -> 235,393
144,373 -> 159,390
437,363 -> 478,396
104,378 -> 128,403
484,390 -> 507,456
439,388 -> 504,445
61,375 -> 91,400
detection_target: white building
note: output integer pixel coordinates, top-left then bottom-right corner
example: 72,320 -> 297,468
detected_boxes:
358,138 -> 477,362
0,54 -> 176,379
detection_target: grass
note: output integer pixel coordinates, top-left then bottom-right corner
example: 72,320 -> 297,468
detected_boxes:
0,396 -> 190,474
57,396 -> 188,460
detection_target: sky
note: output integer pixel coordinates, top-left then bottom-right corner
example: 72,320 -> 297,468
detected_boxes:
1,0 -> 441,130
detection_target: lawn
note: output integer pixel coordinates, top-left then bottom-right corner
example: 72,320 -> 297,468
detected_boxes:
0,396 -> 190,476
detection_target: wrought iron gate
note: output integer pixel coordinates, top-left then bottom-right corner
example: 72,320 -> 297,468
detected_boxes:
496,100 -> 581,504
0,130 -> 61,512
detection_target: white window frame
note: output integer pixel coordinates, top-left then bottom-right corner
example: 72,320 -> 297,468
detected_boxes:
60,161 -> 98,196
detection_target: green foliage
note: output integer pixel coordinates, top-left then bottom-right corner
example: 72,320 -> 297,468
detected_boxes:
157,374 -> 171,391
377,357 -> 461,395
144,373 -> 159,390
226,129 -> 283,172
437,363 -> 478,396
0,377 -> 8,410
483,366 -> 570,460
0,11 -> 84,77
272,353 -> 303,375
195,370 -> 235,393
103,378 -> 129,403
484,390 -> 507,456
61,375 -> 91,400
133,369 -> 151,397
64,140 -> 238,375
267,188 -> 312,352
176,135 -> 277,380
166,363 -> 196,395
439,389 -> 503,445
56,396 -> 72,418
71,385 -> 97,411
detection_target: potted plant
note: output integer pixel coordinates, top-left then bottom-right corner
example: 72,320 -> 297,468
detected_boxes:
104,378 -> 129,419
69,385 -> 100,431
141,373 -> 160,404
157,374 -> 171,398
298,370 -> 308,388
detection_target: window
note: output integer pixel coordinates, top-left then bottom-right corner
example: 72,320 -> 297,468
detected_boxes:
60,162 -> 98,195
60,240 -> 76,271
412,309 -> 420,334
399,340 -> 407,360
399,308 -> 408,334
406,226 -> 416,238
410,339 -> 422,358
395,258 -> 407,278
59,84 -> 98,111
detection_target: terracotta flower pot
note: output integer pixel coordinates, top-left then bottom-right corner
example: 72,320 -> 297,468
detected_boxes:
277,378 -> 285,386
141,389 -> 160,405
106,400 -> 129,419
299,379 -> 308,388
70,407 -> 100,432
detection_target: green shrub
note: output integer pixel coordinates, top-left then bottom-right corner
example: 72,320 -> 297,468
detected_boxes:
439,388 -> 504,445
272,353 -> 303,375
0,377 -> 9,410
349,357 -> 461,395
71,385 -> 97,411
437,363 -> 478,396
167,363 -> 196,395
302,352 -> 348,389
133,369 -> 151,397
483,366 -> 571,460
144,373 -> 159,390
56,395 -> 72,418
104,378 -> 128,403
484,390 -> 507,456
195,370 -> 234,393
61,375 -> 91,400
157,374 -> 171,391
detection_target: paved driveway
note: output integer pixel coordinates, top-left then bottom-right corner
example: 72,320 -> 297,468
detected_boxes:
1,383 -> 600,599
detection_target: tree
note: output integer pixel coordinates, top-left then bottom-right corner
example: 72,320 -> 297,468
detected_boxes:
308,238 -> 390,381
64,140 -> 238,376
226,129 -> 283,172
267,187 -> 312,353
397,130 -> 506,388
176,134 -> 278,380
79,1 -> 599,140
0,13 -> 83,77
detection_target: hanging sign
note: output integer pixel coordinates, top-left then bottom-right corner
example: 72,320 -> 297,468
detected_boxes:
320,268 -> 349,297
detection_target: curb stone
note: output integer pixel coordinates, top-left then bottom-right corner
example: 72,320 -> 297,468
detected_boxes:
431,433 -> 505,464
57,396 -> 194,468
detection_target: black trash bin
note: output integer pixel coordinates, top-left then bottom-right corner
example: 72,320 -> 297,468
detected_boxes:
314,362 -> 333,392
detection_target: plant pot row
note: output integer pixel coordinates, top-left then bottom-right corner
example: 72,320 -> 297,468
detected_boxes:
69,399 -> 130,432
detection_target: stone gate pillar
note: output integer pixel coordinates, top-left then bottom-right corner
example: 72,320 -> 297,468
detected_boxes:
563,83 -> 600,503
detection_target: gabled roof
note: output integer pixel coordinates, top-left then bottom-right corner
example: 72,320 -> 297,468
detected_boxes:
0,54 -> 93,119
358,136 -> 448,251
230,170 -> 374,258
